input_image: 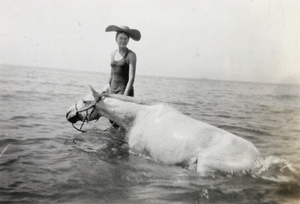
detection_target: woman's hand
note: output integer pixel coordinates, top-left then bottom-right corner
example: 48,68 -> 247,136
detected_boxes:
101,83 -> 110,94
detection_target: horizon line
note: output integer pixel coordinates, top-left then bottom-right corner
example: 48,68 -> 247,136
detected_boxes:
1,63 -> 299,86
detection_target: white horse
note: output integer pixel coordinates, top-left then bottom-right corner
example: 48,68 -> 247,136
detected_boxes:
66,87 -> 260,175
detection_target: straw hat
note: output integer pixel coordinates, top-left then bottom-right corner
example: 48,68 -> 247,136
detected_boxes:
105,25 -> 141,41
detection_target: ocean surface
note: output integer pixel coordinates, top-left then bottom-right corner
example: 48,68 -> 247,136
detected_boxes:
0,64 -> 299,204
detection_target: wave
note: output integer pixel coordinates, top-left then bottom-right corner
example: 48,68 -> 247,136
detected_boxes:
10,116 -> 28,120
269,94 -> 300,101
251,156 -> 299,183
217,125 -> 272,137
248,156 -> 300,201
10,115 -> 45,121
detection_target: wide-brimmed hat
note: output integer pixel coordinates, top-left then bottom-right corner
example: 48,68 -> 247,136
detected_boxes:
105,25 -> 141,41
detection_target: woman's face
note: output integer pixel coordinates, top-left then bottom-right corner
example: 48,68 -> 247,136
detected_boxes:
116,33 -> 129,48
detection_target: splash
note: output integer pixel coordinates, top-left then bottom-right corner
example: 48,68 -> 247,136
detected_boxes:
251,156 -> 299,183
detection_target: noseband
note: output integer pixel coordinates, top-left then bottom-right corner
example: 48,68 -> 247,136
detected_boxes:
72,97 -> 101,133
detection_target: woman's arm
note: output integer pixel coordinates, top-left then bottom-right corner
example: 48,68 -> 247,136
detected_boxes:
124,52 -> 136,96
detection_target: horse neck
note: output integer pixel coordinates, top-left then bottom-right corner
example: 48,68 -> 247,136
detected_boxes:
97,96 -> 144,130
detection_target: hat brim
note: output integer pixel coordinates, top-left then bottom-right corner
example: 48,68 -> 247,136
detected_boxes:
105,25 -> 141,41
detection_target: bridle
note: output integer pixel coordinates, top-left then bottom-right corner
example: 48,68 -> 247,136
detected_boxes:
72,97 -> 102,133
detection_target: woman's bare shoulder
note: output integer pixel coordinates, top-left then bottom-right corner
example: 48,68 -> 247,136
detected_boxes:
128,50 -> 136,58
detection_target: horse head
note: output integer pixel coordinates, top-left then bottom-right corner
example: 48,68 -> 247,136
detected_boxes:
66,86 -> 103,130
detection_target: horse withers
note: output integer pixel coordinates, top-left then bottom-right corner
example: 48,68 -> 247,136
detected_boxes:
66,86 -> 260,175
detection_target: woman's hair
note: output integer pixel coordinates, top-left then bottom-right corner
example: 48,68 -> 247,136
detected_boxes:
115,31 -> 130,40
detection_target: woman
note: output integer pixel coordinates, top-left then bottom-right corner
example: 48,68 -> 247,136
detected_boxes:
102,25 -> 141,97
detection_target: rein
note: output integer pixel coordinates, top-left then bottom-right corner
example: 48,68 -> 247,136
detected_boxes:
72,98 -> 101,133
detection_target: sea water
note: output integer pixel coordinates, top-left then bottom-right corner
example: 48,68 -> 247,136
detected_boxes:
0,65 -> 299,203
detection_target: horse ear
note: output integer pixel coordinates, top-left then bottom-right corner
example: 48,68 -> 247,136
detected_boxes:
89,86 -> 101,100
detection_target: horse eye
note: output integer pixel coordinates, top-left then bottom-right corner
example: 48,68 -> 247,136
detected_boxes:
82,99 -> 87,104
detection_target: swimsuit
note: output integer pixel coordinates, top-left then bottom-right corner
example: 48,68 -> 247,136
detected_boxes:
110,49 -> 134,96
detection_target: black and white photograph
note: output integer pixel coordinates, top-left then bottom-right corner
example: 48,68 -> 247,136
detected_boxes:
0,0 -> 299,203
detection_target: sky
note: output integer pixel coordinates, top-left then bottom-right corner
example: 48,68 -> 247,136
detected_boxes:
0,0 -> 300,84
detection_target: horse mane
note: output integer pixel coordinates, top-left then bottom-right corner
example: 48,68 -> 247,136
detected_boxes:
106,94 -> 149,105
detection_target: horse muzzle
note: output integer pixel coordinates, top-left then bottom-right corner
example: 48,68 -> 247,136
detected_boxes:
66,110 -> 82,123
